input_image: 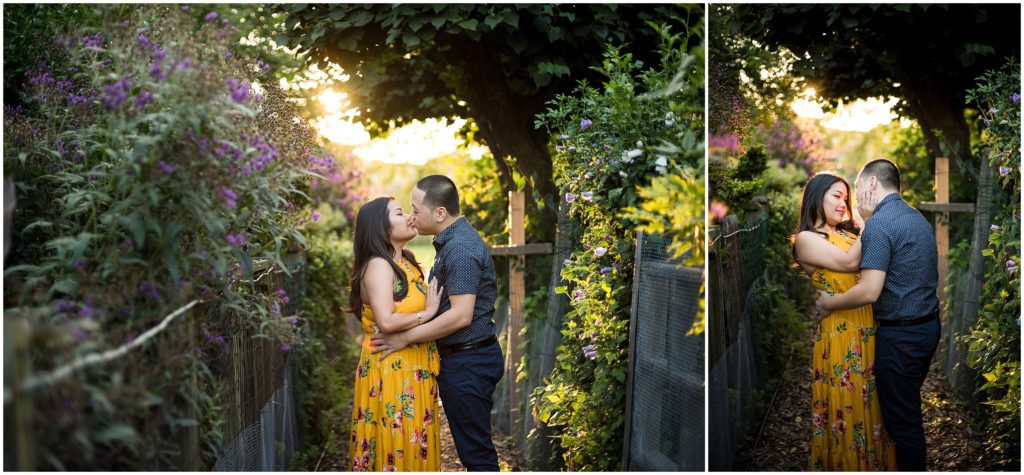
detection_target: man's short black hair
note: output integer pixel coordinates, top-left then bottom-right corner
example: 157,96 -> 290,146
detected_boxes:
416,175 -> 460,216
860,159 -> 901,192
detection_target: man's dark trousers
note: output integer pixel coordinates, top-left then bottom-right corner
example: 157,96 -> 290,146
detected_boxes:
874,317 -> 940,471
437,340 -> 504,471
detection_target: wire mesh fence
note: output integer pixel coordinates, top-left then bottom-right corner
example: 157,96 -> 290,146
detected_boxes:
708,214 -> 771,471
622,232 -> 705,471
3,253 -> 308,471
209,253 -> 306,471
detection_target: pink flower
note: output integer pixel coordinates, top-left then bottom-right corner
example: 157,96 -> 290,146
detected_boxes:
710,200 -> 729,222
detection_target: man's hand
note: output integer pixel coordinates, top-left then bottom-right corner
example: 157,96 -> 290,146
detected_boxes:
815,290 -> 833,320
370,331 -> 410,361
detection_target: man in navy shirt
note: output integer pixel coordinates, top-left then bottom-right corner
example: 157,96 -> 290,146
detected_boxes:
816,159 -> 940,471
371,175 -> 503,471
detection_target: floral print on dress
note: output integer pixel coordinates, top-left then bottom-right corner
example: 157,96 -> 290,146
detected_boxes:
809,231 -> 896,471
349,258 -> 440,471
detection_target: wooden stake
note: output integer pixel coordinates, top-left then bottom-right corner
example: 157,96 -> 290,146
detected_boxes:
507,191 -> 526,436
935,157 -> 949,303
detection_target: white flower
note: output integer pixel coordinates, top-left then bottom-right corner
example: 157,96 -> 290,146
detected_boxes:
621,149 -> 643,163
635,140 -> 643,147
594,247 -> 607,257
655,155 -> 667,167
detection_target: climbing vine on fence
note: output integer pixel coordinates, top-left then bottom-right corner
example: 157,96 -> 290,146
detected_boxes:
531,16 -> 703,470
960,58 -> 1021,469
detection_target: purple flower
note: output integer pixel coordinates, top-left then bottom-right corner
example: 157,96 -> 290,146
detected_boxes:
991,224 -> 1001,231
139,281 -> 162,301
582,345 -> 598,360
138,33 -> 154,51
220,187 -> 238,209
176,58 -> 192,71
593,247 -> 608,257
225,50 -> 233,59
180,5 -> 190,12
29,72 -> 56,88
68,93 -> 90,105
600,267 -> 613,275
134,90 -> 154,110
312,211 -> 321,222
149,61 -> 167,82
565,192 -> 577,203
81,33 -> 104,48
579,118 -> 593,131
204,331 -> 226,345
1007,260 -> 1017,272
157,161 -> 175,174
563,259 -> 573,266
1000,166 -> 1011,177
581,191 -> 594,201
573,289 -> 585,298
226,233 -> 246,247
280,343 -> 292,352
286,315 -> 299,327
1013,93 -> 1021,104
74,259 -> 87,270
100,77 -> 132,110
257,59 -> 271,74
221,18 -> 229,26
57,299 -> 77,314
204,11 -> 219,21
225,78 -> 251,103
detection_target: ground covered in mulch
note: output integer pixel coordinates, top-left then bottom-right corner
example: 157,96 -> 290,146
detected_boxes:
737,323 -> 994,471
311,401 -> 526,472
439,403 -> 527,472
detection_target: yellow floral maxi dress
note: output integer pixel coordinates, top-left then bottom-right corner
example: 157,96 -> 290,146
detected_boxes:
809,231 -> 897,471
349,258 -> 440,471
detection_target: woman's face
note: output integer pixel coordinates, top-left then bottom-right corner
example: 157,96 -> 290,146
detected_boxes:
821,180 -> 850,226
387,199 -> 417,242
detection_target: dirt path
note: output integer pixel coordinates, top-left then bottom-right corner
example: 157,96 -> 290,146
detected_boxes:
737,323 -> 990,471
439,402 -> 526,472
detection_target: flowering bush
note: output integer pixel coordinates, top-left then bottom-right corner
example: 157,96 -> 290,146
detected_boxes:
3,5 -> 332,469
960,58 -> 1021,469
532,21 -> 702,470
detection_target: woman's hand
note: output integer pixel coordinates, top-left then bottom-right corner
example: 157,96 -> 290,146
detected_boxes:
423,277 -> 444,320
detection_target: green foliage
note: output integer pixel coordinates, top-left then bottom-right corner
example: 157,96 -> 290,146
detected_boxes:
265,4 -> 689,128
532,16 -> 703,469
2,4 -> 330,469
291,217 -> 360,470
958,58 -> 1021,469
3,4 -> 108,105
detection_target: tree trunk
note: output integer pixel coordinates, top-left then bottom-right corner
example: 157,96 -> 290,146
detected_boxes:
892,61 -> 973,187
524,198 -> 575,470
444,37 -> 558,232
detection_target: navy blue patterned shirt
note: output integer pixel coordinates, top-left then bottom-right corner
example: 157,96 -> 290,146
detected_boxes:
859,194 -> 940,321
429,216 -> 498,346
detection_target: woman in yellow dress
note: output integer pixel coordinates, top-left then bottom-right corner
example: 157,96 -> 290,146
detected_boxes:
347,197 -> 443,471
793,173 -> 897,471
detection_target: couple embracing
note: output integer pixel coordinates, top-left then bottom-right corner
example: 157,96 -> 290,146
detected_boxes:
347,175 -> 504,471
793,159 -> 941,471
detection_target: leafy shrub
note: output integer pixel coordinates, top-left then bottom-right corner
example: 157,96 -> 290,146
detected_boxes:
532,18 -> 703,470
959,57 -> 1021,469
2,4 -> 331,469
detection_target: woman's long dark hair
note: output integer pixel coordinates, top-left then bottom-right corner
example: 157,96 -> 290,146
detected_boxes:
349,197 -> 424,317
792,173 -> 860,264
